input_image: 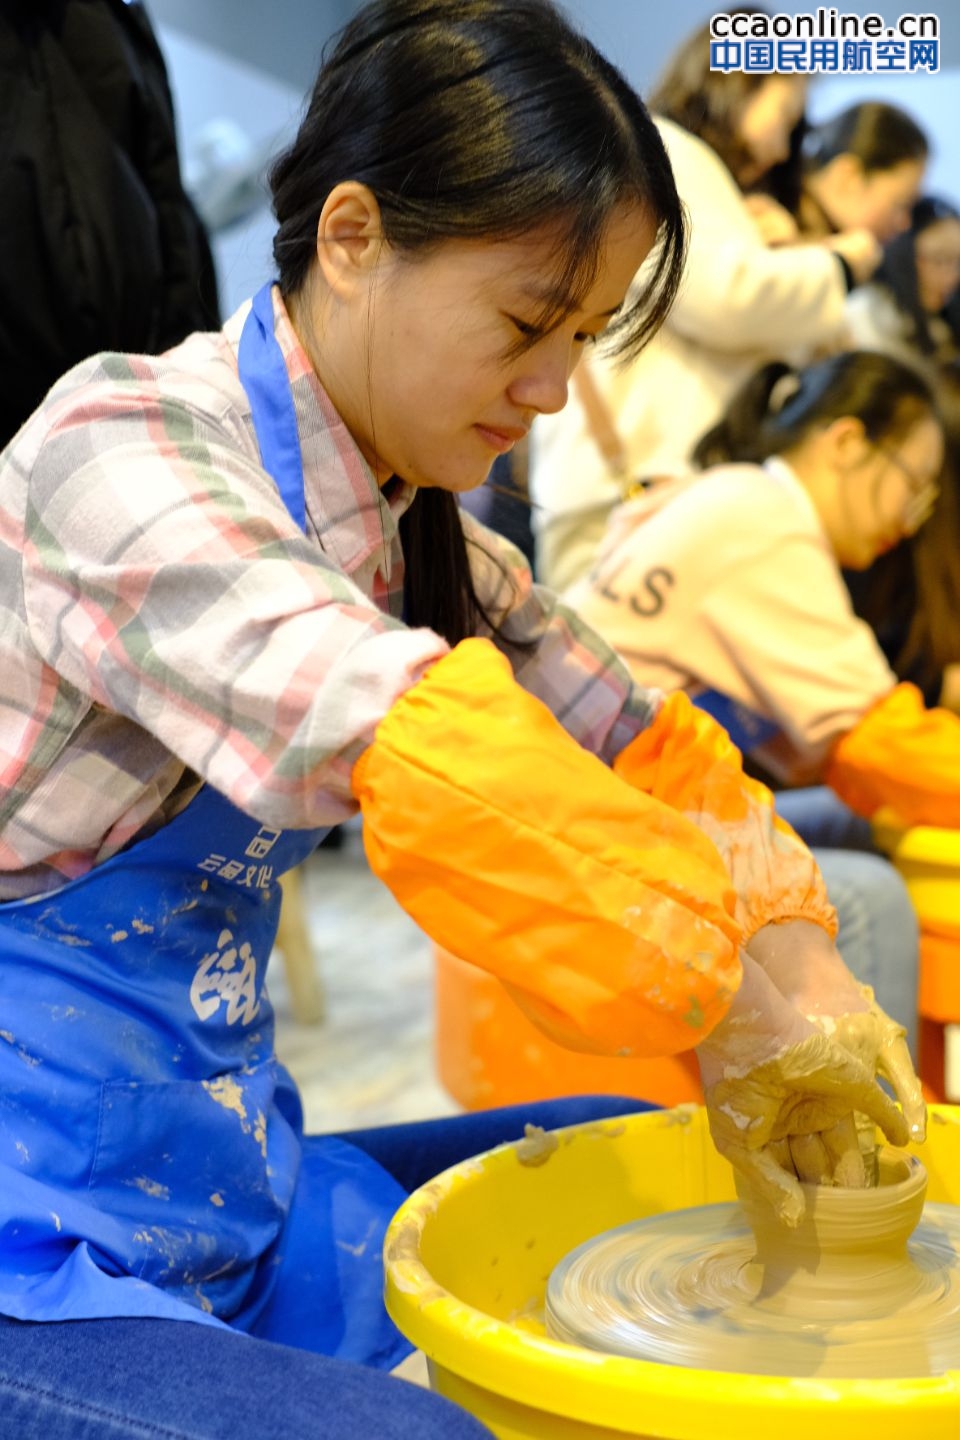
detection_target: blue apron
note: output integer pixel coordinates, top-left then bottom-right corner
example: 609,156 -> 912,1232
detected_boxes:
692,687 -> 780,754
0,283 -> 407,1363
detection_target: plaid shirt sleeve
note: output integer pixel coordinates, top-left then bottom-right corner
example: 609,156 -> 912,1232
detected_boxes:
19,366 -> 449,832
459,509 -> 661,761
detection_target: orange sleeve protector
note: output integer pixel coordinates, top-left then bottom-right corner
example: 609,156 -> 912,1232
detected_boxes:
826,682 -> 960,829
350,639 -> 742,1059
613,691 -> 837,942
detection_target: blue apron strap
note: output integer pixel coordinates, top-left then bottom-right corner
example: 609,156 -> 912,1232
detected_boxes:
238,283 -> 307,533
692,687 -> 781,753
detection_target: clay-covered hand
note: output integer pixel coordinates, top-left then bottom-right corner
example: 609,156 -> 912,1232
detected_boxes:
747,920 -> 926,1145
697,953 -> 910,1226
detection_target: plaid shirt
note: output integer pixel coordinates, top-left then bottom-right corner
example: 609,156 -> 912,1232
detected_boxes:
0,288 -> 658,900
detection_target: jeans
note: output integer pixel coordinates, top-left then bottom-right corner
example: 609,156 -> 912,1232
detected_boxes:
776,786 -> 880,853
777,787 -> 920,1058
0,1096 -> 647,1440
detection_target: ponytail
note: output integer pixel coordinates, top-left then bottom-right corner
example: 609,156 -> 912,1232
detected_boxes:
693,362 -> 796,467
693,351 -> 935,469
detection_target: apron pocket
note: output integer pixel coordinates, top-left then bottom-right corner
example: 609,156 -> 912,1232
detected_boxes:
89,1072 -> 300,1314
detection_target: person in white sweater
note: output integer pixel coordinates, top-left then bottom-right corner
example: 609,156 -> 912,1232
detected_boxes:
530,19 -> 880,593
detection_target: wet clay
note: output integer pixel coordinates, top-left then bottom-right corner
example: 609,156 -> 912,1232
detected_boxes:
546,1149 -> 960,1377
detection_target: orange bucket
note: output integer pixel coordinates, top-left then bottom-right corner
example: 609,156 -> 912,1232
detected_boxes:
434,945 -> 701,1111
916,927 -> 960,1102
874,820 -> 960,1103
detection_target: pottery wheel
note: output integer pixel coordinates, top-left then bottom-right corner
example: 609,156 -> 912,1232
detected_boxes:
546,1157 -> 960,1378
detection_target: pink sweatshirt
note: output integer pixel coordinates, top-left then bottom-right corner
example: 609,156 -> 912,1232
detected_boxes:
565,458 -> 897,786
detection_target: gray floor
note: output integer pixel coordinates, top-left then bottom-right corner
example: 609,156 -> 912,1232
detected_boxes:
268,826 -> 461,1135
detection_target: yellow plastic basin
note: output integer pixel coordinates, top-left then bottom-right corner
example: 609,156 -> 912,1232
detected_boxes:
873,819 -> 960,936
384,1104 -> 960,1439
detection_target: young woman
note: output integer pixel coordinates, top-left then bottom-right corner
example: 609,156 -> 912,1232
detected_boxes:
799,103 -> 928,246
842,360 -> 960,722
0,3 -> 917,1435
846,195 -> 960,368
566,350 -> 953,851
528,11 -> 880,594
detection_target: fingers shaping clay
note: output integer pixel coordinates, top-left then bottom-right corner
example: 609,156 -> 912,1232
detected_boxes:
546,1150 -> 960,1377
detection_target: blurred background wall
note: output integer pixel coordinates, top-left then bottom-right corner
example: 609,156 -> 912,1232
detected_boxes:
148,0 -> 959,314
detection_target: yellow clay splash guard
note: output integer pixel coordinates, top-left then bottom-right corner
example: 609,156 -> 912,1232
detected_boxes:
384,1104 -> 960,1440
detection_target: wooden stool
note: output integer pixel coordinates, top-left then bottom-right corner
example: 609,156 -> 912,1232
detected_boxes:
275,866 -> 325,1023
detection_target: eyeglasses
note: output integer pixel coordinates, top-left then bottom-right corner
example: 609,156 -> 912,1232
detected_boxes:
875,443 -> 940,535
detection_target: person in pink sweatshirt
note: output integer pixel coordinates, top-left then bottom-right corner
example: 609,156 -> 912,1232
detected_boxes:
567,349 -> 947,822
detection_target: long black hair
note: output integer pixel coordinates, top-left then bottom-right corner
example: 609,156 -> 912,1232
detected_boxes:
803,101 -> 928,178
267,0 -> 686,644
764,101 -> 928,224
693,351 -> 935,470
876,195 -> 960,357
847,361 -> 960,699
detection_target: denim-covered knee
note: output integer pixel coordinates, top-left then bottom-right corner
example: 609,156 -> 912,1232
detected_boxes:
814,848 -> 919,1056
